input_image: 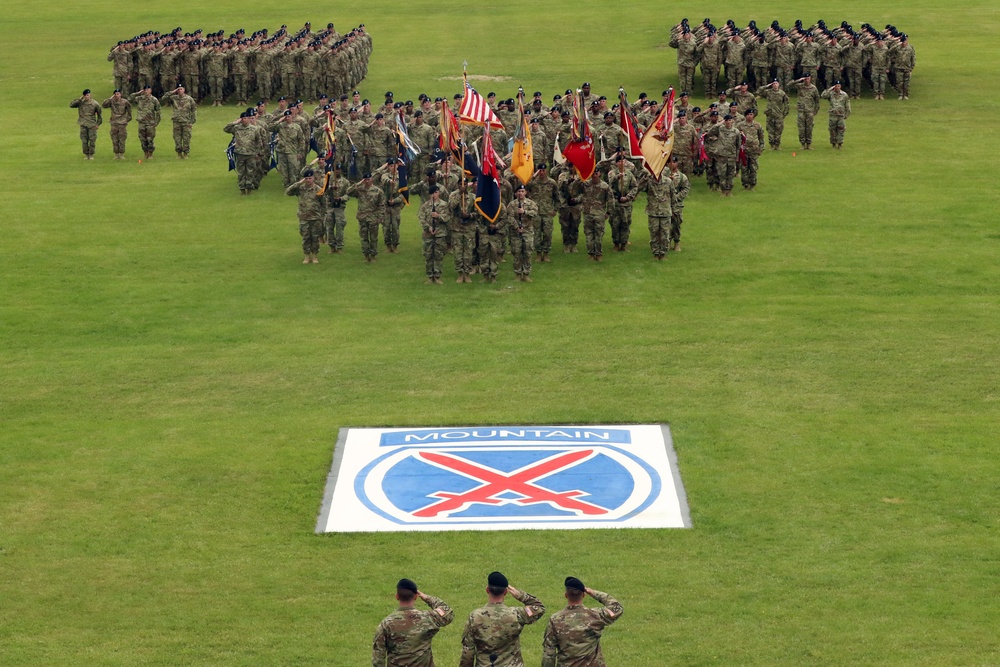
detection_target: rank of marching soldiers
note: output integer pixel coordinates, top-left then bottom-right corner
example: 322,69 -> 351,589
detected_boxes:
317,424 -> 691,532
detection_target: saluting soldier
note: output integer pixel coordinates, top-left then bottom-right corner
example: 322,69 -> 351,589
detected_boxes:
70,89 -> 102,159
224,111 -> 267,194
755,80 -> 789,150
346,172 -> 387,263
527,163 -> 559,263
129,85 -> 162,159
791,74 -> 820,149
161,84 -> 197,158
820,81 -> 851,148
459,572 -> 545,667
372,578 -> 453,667
607,156 -> 639,252
101,89 -> 132,160
541,577 -> 623,667
285,169 -> 326,264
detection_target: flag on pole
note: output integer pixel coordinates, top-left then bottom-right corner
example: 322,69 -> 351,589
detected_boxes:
225,137 -> 236,171
459,74 -> 504,129
440,103 -> 481,178
324,110 -> 337,159
618,88 -> 644,160
639,87 -> 676,179
510,88 -> 534,185
395,110 -> 420,164
475,130 -> 502,222
562,89 -> 596,180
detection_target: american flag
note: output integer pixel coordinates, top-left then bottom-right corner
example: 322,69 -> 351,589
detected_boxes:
459,78 -> 504,129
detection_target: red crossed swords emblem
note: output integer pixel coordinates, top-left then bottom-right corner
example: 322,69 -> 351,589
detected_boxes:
411,449 -> 609,518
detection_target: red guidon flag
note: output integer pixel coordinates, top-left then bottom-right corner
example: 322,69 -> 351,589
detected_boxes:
562,89 -> 596,181
618,88 -> 644,160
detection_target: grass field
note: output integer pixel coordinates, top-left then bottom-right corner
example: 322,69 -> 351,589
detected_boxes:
2,0 -> 1000,665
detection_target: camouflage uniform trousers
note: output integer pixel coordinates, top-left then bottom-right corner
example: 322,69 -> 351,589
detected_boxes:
422,230 -> 448,279
649,216 -> 670,257
359,218 -> 381,259
871,71 -> 888,97
234,154 -> 256,190
325,206 -> 347,251
741,155 -> 759,188
478,224 -> 504,279
232,76 -> 248,103
79,127 -> 98,156
277,151 -> 302,187
828,114 -> 846,145
609,206 -> 633,248
451,224 -> 477,276
670,208 -> 685,248
705,157 -> 720,189
777,67 -> 794,91
510,228 -> 534,277
678,65 -> 696,95
674,153 -> 695,176
846,67 -> 863,98
765,115 -> 784,149
703,67 -> 720,97
583,213 -> 608,258
717,159 -> 737,192
109,125 -> 128,155
533,214 -> 554,254
209,76 -> 224,103
752,66 -> 769,90
383,205 -> 403,248
258,73 -> 273,101
138,124 -> 157,154
172,122 -> 193,155
251,155 -> 268,189
559,207 -> 581,248
299,216 -> 323,255
797,111 -> 815,146
897,70 -> 912,97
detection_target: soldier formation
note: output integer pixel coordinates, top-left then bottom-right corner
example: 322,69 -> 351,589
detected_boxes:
373,573 -> 622,667
106,22 -> 372,104
669,18 -> 916,100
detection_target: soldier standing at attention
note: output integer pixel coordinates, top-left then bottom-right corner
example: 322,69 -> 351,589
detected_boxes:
284,169 -> 325,264
541,577 -> 623,667
892,34 -> 915,100
372,578 -> 453,667
417,185 -> 450,284
704,114 -> 741,196
607,155 -> 639,252
507,185 -> 539,282
448,178 -> 479,283
737,108 -> 765,189
667,155 -> 691,252
791,74 -> 820,150
527,163 -> 559,263
755,80 -> 789,150
579,172 -> 612,261
101,89 -> 132,160
70,89 -> 102,159
319,162 -> 350,253
459,571 -> 545,667
128,84 -> 161,159
820,81 -> 851,149
639,170 -> 676,260
161,85 -> 197,158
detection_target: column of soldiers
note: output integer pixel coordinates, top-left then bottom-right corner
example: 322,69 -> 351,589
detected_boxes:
670,18 -> 916,101
107,22 -> 372,104
371,572 -> 623,667
281,83 -> 695,278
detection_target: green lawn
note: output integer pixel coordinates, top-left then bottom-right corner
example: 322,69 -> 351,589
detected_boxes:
2,0 -> 999,665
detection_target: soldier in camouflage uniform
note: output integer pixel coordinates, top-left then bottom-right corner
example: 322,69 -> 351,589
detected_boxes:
161,85 -> 197,158
347,172 -> 386,262
865,34 -> 891,100
379,159 -> 407,253
448,179 -> 479,283
318,162 -> 350,252
607,156 -> 639,252
224,112 -> 267,194
477,202 -> 508,284
541,577 -> 623,667
527,163 -> 559,262
670,25 -> 699,95
704,114 -> 741,196
507,185 -> 539,282
70,89 -> 103,159
101,90 -> 132,159
892,34 -> 915,99
667,156 -> 691,251
558,171 -> 583,253
108,43 -> 131,93
639,170 -> 675,260
820,82 -> 851,148
128,85 -> 162,159
459,571 -> 545,667
418,186 -> 450,284
285,169 -> 325,264
372,578 -> 454,667
737,109 -> 765,189
671,111 -> 698,174
266,109 -> 306,186
755,80 -> 789,150
791,75 -> 820,149
579,172 -> 612,261
699,30 -> 722,98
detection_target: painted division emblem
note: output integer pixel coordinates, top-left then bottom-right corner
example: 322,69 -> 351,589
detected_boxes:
318,426 -> 690,532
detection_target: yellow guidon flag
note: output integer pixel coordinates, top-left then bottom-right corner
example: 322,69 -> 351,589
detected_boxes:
510,87 -> 534,186
639,87 -> 675,180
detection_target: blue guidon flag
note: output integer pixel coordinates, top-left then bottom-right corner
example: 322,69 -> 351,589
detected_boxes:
317,425 -> 690,532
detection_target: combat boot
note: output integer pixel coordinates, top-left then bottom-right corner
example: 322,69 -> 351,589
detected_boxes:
303,254 -> 311,264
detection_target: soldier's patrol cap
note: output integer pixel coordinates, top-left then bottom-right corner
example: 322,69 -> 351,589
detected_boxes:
564,576 -> 585,591
283,110 -> 292,116
414,110 -> 424,117
397,578 -> 418,593
486,571 -> 510,588
303,169 -> 315,177
374,113 -> 384,119
537,163 -> 548,169
83,88 -> 91,95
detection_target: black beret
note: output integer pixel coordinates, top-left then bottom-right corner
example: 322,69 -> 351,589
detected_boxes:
565,576 -> 585,591
515,184 -> 526,192
435,97 -> 444,102
677,110 -> 687,117
414,110 -> 423,117
393,102 -> 404,109
362,172 -> 372,179
82,88 -> 91,95
427,185 -> 439,194
282,109 -> 292,116
374,113 -> 384,119
680,91 -> 689,96
397,578 -> 418,593
385,91 -> 393,97
303,169 -> 314,177
582,81 -> 591,86
454,93 -> 463,99
723,113 -> 733,120
537,162 -> 548,169
340,94 -> 349,101
692,106 -> 701,112
553,95 -> 562,101
318,93 -> 328,99
488,571 -> 508,587
362,99 -> 370,105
